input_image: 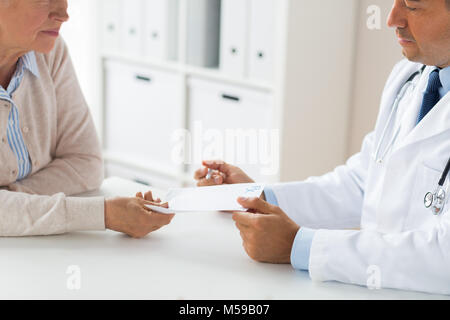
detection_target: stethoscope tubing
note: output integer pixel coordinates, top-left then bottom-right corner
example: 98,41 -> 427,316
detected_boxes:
373,67 -> 424,163
374,65 -> 448,215
439,157 -> 450,187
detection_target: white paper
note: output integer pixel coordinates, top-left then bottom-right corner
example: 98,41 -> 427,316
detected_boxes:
145,183 -> 265,214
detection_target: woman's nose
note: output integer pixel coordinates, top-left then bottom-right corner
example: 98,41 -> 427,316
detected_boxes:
50,1 -> 70,23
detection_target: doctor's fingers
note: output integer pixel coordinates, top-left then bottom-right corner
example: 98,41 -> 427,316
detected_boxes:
237,197 -> 281,215
202,160 -> 234,175
196,171 -> 227,187
233,212 -> 268,230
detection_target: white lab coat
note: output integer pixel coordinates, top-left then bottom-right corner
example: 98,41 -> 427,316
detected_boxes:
271,60 -> 450,295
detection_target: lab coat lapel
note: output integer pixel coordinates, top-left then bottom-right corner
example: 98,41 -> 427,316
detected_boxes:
396,92 -> 450,151
376,63 -> 424,144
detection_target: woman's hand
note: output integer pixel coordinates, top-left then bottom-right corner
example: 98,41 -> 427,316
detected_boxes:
104,192 -> 174,238
194,160 -> 254,187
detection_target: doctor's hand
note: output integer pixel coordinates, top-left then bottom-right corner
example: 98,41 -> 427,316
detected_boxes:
233,197 -> 300,264
104,196 -> 174,239
195,160 -> 254,187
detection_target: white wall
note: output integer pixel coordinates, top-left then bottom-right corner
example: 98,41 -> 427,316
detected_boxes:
60,0 -> 101,132
348,0 -> 403,155
279,0 -> 358,181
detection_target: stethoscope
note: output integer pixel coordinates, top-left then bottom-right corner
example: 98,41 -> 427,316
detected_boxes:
373,65 -> 449,215
424,158 -> 450,215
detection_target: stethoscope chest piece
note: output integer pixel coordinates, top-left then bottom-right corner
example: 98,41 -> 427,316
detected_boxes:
424,188 -> 446,215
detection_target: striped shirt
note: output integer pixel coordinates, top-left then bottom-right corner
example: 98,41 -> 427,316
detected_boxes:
0,52 -> 40,181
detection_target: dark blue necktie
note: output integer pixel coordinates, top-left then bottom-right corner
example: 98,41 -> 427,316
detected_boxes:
416,69 -> 442,124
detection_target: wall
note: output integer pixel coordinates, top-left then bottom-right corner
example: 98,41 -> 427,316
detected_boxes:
279,0 -> 358,182
348,0 -> 403,156
60,0 -> 101,133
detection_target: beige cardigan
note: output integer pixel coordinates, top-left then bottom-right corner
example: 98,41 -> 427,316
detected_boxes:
0,37 -> 106,236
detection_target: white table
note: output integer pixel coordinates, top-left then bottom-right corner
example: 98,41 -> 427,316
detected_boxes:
0,177 -> 448,300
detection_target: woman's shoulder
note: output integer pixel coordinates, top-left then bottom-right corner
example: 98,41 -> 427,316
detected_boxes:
34,36 -> 71,77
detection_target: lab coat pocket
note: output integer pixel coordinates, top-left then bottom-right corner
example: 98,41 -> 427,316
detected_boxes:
404,164 -> 442,231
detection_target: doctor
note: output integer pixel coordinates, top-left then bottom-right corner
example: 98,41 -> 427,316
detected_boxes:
195,0 -> 450,294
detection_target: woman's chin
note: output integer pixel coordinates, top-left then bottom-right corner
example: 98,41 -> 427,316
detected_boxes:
33,40 -> 57,54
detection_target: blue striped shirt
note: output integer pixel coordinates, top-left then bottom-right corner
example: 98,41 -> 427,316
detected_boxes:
0,52 -> 40,181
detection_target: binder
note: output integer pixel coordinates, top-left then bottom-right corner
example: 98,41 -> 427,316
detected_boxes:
143,0 -> 179,61
186,0 -> 221,68
121,0 -> 143,55
220,0 -> 250,77
248,0 -> 276,83
100,0 -> 122,52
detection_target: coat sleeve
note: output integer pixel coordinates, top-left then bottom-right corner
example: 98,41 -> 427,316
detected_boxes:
309,207 -> 450,295
6,37 -> 104,196
270,131 -> 374,229
0,189 -> 105,236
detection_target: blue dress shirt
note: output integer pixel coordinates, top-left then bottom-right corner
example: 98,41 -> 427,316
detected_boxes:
264,66 -> 450,272
0,52 -> 39,181
438,66 -> 450,98
264,187 -> 315,271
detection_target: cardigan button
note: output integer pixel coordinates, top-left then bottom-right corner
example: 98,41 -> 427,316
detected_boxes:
23,126 -> 29,134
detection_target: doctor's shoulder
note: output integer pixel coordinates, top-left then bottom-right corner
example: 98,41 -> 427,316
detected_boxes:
378,59 -> 423,109
384,59 -> 422,91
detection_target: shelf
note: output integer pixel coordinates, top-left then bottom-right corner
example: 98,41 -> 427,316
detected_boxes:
101,50 -> 275,92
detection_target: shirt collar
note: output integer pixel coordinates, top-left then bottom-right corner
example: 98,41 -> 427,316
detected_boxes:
438,66 -> 450,95
19,51 -> 40,78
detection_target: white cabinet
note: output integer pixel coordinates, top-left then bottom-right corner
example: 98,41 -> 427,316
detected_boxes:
98,0 -> 358,185
104,60 -> 184,174
188,78 -> 277,182
105,162 -> 181,189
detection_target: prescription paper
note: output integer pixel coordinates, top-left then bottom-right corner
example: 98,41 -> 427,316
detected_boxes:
145,183 -> 265,214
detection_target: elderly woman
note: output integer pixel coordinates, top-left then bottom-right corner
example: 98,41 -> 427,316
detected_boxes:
0,0 -> 173,237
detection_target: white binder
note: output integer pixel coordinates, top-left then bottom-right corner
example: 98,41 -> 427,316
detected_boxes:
220,0 -> 250,77
100,0 -> 122,52
121,0 -> 143,55
186,0 -> 221,67
143,0 -> 179,61
248,0 -> 276,83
